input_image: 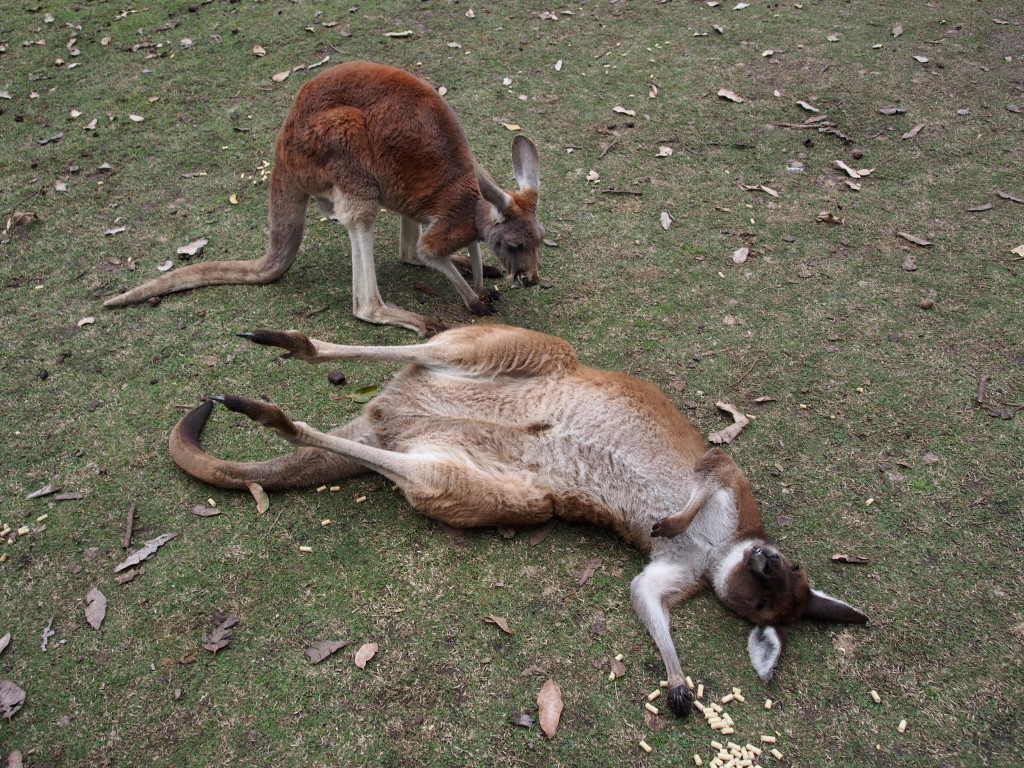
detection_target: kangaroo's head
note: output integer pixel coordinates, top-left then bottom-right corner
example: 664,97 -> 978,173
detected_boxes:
476,135 -> 543,288
715,541 -> 868,681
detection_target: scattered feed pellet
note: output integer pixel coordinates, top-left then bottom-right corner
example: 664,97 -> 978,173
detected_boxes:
645,702 -> 659,715
647,689 -> 661,701
298,545 -> 312,553
897,719 -> 907,733
770,748 -> 784,760
870,689 -> 881,704
639,740 -> 652,753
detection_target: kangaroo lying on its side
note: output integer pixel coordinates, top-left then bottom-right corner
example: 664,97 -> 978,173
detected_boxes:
170,324 -> 867,716
104,61 -> 543,337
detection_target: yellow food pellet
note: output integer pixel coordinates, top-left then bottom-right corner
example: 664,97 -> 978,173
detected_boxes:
639,740 -> 652,753
898,719 -> 907,733
17,526 -> 30,536
770,748 -> 784,760
721,727 -> 735,735
207,498 -> 217,507
727,742 -> 742,752
711,702 -> 723,714
799,403 -> 808,409
711,741 -> 724,750
329,486 -> 341,492
747,745 -> 762,756
870,689 -> 882,703
731,687 -> 742,695
734,693 -> 746,703
697,683 -> 705,698
764,698 -> 773,709
644,702 -> 659,715
36,514 -> 48,523
0,554 -> 7,563
321,519 -> 331,527
355,495 -> 367,503
866,497 -> 875,506
686,675 -> 694,689
298,546 -> 312,553
710,720 -> 726,730
721,693 -> 735,704
648,689 -> 661,701
694,756 -> 703,766
608,671 -> 616,680
761,735 -> 777,743
316,485 -> 328,492
660,680 -> 670,687
615,653 -> 625,661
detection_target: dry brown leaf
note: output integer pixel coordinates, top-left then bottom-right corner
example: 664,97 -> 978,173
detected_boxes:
271,70 -> 290,83
897,231 -> 933,247
0,633 -> 10,656
202,613 -> 238,653
996,190 -> 1024,204
717,89 -> 744,103
26,483 -> 60,500
529,519 -> 557,546
610,657 -> 626,678
85,588 -> 106,630
192,505 -> 221,517
816,211 -> 844,225
497,525 -> 516,539
879,107 -> 906,115
902,122 -> 926,139
305,640 -> 349,664
177,238 -> 208,258
114,533 -> 176,573
509,713 -> 535,728
660,211 -> 673,230
575,557 -> 603,585
913,55 -> 929,63
966,203 -> 992,212
484,615 -> 513,634
537,679 -> 563,739
354,642 -> 378,669
7,750 -> 23,768
892,25 -> 903,38
796,100 -> 820,113
835,160 -> 862,179
613,106 -> 637,116
0,681 -> 25,720
656,146 -> 673,157
383,30 -> 415,38
832,553 -> 870,564
708,402 -> 750,445
247,482 -> 270,514
252,44 -> 266,57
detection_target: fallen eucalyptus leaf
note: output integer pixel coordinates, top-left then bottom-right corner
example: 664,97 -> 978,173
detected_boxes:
966,203 -> 992,212
832,553 -> 870,564
354,642 -> 378,669
897,231 -> 933,247
305,640 -> 349,664
0,680 -> 26,720
252,44 -> 266,57
892,25 -> 903,38
41,618 -> 55,652
26,483 -> 61,500
835,160 -> 861,179
660,211 -> 673,230
85,588 -> 107,630
157,260 -> 174,272
575,557 -> 603,585
816,211 -> 844,225
732,247 -> 750,264
177,238 -> 208,259
529,519 -> 557,546
913,55 -> 929,63
0,633 -> 10,656
192,505 -> 221,517
612,106 -> 637,116
717,89 -> 744,103
246,482 -> 270,514
509,713 -> 535,728
383,30 -> 415,38
114,533 -> 176,573
796,100 -> 820,113
537,679 -> 563,739
104,226 -> 126,236
610,656 -> 626,678
996,190 -> 1024,204
271,70 -> 291,83
484,615 -> 513,634
656,146 -> 674,157
708,402 -> 749,445
879,107 -> 906,115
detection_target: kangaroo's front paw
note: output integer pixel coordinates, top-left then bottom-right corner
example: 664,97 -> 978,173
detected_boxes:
667,685 -> 693,717
468,298 -> 499,317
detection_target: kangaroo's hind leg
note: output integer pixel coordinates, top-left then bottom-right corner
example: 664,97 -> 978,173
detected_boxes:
238,324 -> 578,379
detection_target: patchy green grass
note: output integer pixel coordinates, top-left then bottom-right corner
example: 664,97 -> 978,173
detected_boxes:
1,1 -> 1022,766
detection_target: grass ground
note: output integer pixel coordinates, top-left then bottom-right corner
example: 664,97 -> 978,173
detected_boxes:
1,1 -> 1021,766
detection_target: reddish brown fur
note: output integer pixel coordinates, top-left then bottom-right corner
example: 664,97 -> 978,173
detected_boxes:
103,62 -> 543,336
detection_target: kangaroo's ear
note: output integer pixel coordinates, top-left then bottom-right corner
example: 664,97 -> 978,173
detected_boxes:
476,165 -> 514,213
802,588 -> 869,624
748,625 -> 787,682
511,135 -> 539,192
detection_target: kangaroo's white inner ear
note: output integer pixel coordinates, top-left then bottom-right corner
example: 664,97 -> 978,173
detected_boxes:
748,626 -> 783,682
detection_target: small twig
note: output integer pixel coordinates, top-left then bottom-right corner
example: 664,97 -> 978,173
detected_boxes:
600,189 -> 643,196
122,502 -> 137,550
598,140 -> 619,159
693,346 -> 734,359
300,306 -> 330,318
976,375 -> 990,404
731,358 -> 758,388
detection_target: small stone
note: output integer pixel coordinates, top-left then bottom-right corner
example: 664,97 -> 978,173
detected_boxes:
327,369 -> 347,386
540,279 -> 554,289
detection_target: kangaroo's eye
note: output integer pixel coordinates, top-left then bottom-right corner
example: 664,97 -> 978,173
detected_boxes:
755,598 -> 768,611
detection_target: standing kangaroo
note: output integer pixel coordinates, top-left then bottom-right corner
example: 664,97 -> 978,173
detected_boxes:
103,61 -> 544,337
170,325 -> 867,716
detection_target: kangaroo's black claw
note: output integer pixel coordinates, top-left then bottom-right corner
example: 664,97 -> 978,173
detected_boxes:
667,685 -> 693,717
